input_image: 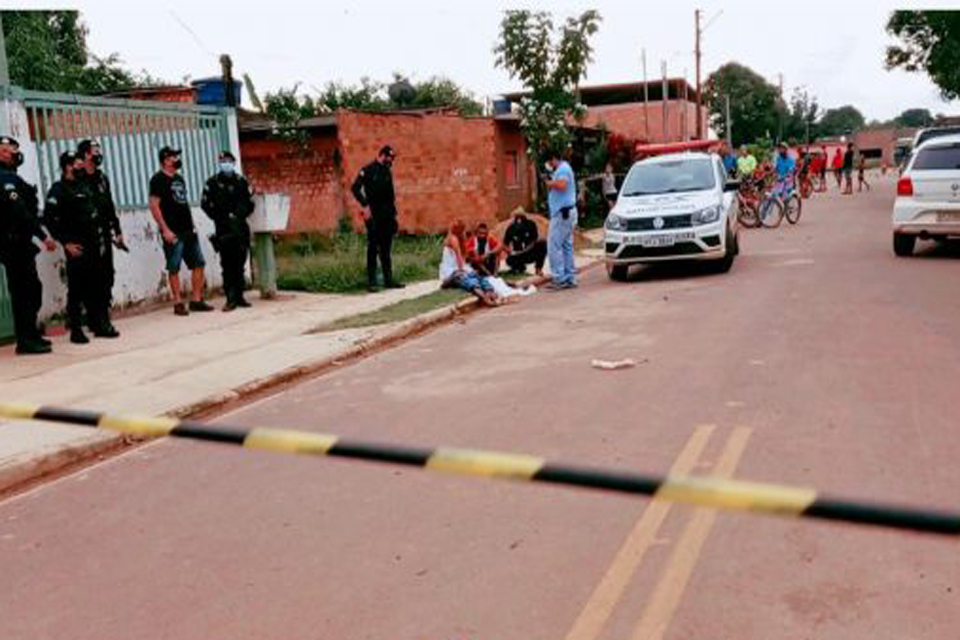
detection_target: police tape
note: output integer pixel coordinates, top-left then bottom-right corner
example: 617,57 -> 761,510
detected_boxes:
2,402 -> 959,537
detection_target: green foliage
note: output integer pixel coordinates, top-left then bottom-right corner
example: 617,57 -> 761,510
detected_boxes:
704,62 -> 783,147
782,88 -> 820,143
277,233 -> 445,294
894,108 -> 935,128
1,10 -> 160,94
818,105 -> 866,137
494,9 -> 602,164
886,11 -> 960,100
263,86 -> 316,149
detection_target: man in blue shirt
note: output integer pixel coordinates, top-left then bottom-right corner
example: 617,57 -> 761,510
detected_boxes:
721,143 -> 737,177
544,149 -> 578,289
775,143 -> 796,181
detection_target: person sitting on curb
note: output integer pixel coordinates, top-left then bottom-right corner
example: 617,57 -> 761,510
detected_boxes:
439,220 -> 499,306
464,222 -> 506,276
503,207 -> 546,276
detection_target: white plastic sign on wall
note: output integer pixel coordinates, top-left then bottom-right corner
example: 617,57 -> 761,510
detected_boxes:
249,193 -> 291,233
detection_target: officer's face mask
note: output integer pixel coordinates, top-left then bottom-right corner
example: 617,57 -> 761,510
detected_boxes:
219,162 -> 236,175
92,153 -> 104,167
173,158 -> 183,170
13,151 -> 23,168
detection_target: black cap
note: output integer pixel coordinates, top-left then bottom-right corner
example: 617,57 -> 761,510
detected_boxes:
0,135 -> 19,148
59,151 -> 78,170
218,150 -> 236,162
158,146 -> 181,163
77,139 -> 100,157
379,145 -> 396,158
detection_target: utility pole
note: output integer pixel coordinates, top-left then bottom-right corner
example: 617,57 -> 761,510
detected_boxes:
0,13 -> 10,86
695,9 -> 702,139
642,49 -> 650,142
725,94 -> 732,147
662,61 -> 668,142
778,72 -> 784,143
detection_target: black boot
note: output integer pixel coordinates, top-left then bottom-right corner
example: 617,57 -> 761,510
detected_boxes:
70,328 -> 90,344
16,338 -> 52,355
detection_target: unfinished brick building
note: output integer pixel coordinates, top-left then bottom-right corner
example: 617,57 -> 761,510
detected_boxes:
239,110 -> 533,235
502,79 -> 707,144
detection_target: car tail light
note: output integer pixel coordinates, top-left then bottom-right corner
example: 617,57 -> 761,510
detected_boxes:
897,176 -> 914,197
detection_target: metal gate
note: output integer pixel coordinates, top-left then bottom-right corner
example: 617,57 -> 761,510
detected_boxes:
21,88 -> 232,209
0,264 -> 12,343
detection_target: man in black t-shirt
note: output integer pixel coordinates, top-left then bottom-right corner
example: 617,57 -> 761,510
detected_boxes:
842,143 -> 855,195
149,146 -> 213,316
503,208 -> 546,276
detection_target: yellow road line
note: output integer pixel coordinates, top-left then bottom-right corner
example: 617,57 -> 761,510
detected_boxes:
563,425 -> 716,640
629,427 -> 753,640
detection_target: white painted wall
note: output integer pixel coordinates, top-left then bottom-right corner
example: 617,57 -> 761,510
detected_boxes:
1,97 -> 241,321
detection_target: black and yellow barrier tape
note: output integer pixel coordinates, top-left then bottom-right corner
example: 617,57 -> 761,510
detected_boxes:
2,402 -> 959,537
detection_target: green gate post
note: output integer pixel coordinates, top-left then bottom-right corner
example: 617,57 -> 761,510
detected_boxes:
252,233 -> 277,299
0,264 -> 14,343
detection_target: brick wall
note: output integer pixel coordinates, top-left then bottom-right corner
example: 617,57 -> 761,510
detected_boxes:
240,134 -> 345,234
583,101 -> 705,143
337,111 -> 501,233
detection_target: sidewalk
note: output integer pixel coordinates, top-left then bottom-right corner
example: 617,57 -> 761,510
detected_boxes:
0,281 -> 445,492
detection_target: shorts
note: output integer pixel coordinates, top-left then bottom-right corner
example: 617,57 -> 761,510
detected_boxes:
162,233 -> 206,272
452,271 -> 492,293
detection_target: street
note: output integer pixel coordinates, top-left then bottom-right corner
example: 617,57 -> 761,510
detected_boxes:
2,174 -> 959,639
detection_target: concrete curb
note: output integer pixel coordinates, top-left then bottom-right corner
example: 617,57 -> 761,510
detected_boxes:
0,262 -> 598,495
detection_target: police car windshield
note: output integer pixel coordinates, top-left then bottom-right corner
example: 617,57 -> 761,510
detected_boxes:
621,159 -> 716,196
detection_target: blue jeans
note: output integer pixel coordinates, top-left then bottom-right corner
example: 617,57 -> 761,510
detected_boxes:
548,208 -> 577,285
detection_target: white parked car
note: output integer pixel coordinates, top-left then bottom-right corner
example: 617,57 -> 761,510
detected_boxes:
603,152 -> 740,280
893,133 -> 960,256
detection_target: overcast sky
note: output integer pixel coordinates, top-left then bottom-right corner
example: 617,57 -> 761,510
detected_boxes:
9,0 -> 960,121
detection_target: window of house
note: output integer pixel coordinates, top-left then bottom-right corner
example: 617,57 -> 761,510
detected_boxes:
505,151 -> 520,188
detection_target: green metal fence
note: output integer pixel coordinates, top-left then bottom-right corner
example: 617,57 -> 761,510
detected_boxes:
20,88 -> 231,209
0,265 -> 12,344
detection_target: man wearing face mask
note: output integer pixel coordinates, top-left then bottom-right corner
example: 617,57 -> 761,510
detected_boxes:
351,145 -> 404,292
44,152 -> 106,344
201,151 -> 254,312
76,140 -> 122,338
149,146 -> 213,316
0,136 -> 58,354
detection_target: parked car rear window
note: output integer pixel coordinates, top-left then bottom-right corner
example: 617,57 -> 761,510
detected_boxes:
912,144 -> 960,170
916,128 -> 960,147
621,159 -> 717,196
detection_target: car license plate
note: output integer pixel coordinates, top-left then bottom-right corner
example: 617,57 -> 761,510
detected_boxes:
936,211 -> 960,222
637,232 -> 695,247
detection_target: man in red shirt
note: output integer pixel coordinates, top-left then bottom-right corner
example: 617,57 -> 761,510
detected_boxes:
832,148 -> 845,188
465,222 -> 506,275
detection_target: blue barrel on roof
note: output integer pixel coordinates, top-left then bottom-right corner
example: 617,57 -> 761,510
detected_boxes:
493,99 -> 513,115
192,78 -> 243,106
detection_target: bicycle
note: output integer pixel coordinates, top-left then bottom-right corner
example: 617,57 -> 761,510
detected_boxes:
758,176 -> 803,227
736,177 -> 763,228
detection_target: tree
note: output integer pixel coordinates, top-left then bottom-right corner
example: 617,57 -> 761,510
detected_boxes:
1,10 -> 158,94
894,108 -> 935,128
310,74 -> 483,115
704,62 -> 783,147
886,11 -> 960,100
494,9 -> 601,163
783,88 -> 820,144
818,105 -> 865,137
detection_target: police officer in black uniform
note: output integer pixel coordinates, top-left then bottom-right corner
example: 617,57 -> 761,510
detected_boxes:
76,139 -> 121,337
0,136 -> 58,354
44,151 -> 104,344
351,145 -> 404,292
201,151 -> 255,312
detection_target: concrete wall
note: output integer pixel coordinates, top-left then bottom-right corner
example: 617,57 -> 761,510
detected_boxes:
1,97 -> 233,321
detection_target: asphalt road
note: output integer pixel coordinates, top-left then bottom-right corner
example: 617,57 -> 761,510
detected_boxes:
2,174 -> 959,640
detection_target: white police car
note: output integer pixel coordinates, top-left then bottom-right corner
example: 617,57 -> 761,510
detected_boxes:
603,152 -> 740,280
893,133 -> 960,256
